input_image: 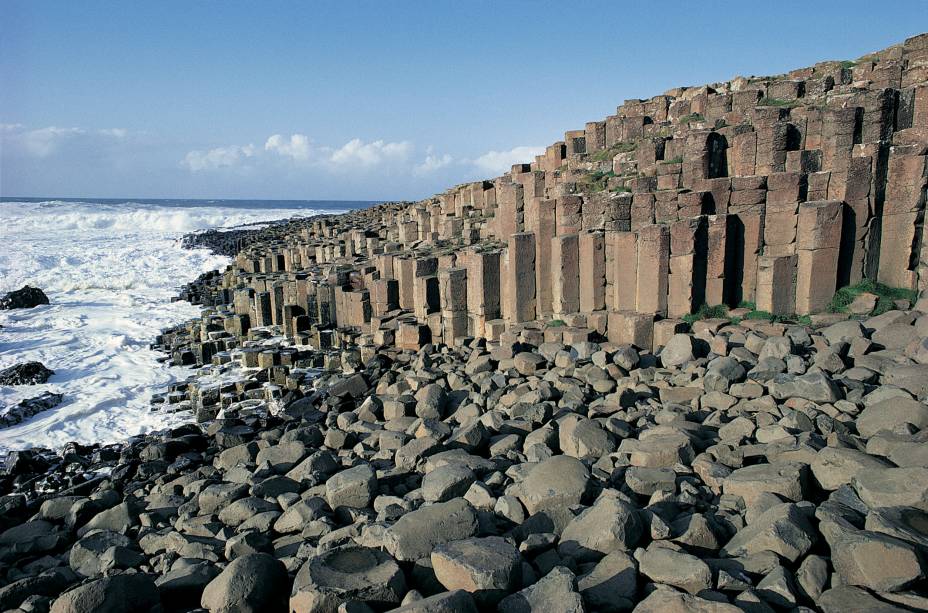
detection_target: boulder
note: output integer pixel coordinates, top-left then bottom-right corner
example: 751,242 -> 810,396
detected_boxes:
422,464 -> 477,503
558,494 -> 643,561
290,546 -> 405,612
200,553 -> 289,612
325,463 -> 377,509
638,546 -> 712,594
0,392 -> 63,427
513,352 -> 546,376
830,529 -> 925,592
513,455 -> 590,516
854,467 -> 928,511
661,334 -> 696,368
386,589 -> 477,612
497,566 -> 583,613
810,447 -> 893,490
856,397 -> 928,438
768,371 -> 840,403
632,587 -> 742,612
415,384 -> 448,419
384,498 -> 478,562
431,537 -> 521,605
721,503 -> 816,562
703,357 -> 746,392
723,461 -> 809,505
576,551 -> 637,612
69,530 -> 134,576
50,573 -> 159,613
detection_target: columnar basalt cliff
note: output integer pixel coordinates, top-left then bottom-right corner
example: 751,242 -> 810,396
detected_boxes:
5,35 -> 928,613
166,35 -> 928,367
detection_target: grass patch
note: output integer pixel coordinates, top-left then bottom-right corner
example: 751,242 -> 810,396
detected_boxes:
758,97 -> 800,108
581,170 -> 618,193
548,319 -> 566,327
591,141 -> 637,162
661,155 -> 684,165
737,301 -> 756,310
683,302 -> 811,326
682,304 -> 730,325
610,185 -> 631,193
679,113 -> 705,124
827,279 -> 917,316
839,60 -> 857,69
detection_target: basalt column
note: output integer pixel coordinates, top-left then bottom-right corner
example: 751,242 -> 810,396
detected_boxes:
796,200 -> 843,314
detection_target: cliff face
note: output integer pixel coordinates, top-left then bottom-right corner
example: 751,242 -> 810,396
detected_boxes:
173,33 -> 928,359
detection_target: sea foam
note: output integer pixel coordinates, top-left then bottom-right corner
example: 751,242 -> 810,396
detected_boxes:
0,199 -> 342,452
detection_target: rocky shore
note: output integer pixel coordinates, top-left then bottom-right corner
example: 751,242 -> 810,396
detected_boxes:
1,221 -> 928,612
2,33 -> 928,613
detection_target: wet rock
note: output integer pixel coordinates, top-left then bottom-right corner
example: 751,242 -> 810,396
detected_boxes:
0,285 -> 49,309
0,362 -> 54,385
0,392 -> 63,427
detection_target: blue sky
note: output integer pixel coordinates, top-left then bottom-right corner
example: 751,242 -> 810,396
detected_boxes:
2,1 -> 926,201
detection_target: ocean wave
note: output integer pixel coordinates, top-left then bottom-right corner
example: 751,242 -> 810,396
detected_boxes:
0,199 -> 344,452
0,200 -> 339,235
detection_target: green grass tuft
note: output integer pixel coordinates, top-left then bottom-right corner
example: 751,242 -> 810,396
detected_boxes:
682,303 -> 730,325
839,60 -> 857,69
679,113 -> 705,124
758,97 -> 800,108
548,319 -> 565,327
591,141 -> 637,161
827,279 -> 917,316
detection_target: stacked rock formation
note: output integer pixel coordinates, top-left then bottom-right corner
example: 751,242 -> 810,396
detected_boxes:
161,34 -> 928,370
3,34 -> 928,613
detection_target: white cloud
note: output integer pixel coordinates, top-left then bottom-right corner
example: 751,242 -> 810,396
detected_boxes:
19,126 -> 86,157
0,124 -> 132,158
329,138 -> 412,167
471,145 -> 545,175
414,147 -> 454,175
265,133 -> 312,161
182,144 -> 256,172
99,128 -> 128,138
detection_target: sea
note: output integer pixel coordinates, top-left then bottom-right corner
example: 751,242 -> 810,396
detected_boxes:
0,197 -> 371,453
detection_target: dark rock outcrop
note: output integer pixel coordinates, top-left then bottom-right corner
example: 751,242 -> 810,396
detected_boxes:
0,362 -> 54,386
0,286 -> 49,310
